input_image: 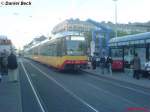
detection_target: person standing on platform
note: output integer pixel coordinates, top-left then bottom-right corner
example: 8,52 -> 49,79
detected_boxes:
132,53 -> 141,80
0,52 -> 2,82
7,51 -> 18,82
100,52 -> 107,74
91,53 -> 97,70
1,49 -> 8,75
106,56 -> 113,75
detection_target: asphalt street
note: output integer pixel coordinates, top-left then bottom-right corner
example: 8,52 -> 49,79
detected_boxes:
19,58 -> 150,112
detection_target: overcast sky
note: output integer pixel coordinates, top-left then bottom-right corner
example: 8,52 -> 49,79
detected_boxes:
0,0 -> 150,49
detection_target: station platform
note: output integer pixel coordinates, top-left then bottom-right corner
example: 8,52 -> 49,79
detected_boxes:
0,75 -> 22,112
83,67 -> 150,89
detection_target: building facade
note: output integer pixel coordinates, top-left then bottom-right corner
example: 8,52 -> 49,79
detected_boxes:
52,19 -> 98,34
101,22 -> 150,34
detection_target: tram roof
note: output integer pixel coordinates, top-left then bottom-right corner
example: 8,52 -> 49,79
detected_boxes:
24,39 -> 49,51
24,31 -> 84,52
109,32 -> 150,43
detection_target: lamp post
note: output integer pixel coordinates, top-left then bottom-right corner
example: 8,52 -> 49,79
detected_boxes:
113,0 -> 118,38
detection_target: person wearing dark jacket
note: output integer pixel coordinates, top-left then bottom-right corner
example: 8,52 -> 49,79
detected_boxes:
7,52 -> 18,82
132,53 -> 141,79
1,49 -> 8,75
91,53 -> 97,70
100,52 -> 107,74
0,52 -> 2,82
106,56 -> 113,75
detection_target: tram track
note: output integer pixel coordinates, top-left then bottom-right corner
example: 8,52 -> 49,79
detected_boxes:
21,59 -> 100,112
20,58 -> 150,111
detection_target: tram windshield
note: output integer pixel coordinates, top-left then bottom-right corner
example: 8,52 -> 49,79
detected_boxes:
66,36 -> 86,55
111,48 -> 123,60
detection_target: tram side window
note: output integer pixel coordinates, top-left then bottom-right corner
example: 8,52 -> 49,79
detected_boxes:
149,46 -> 150,60
49,44 -> 57,56
29,50 -> 33,55
33,47 -> 38,55
46,44 -> 50,56
40,44 -> 50,56
53,44 -> 57,56
49,45 -> 52,56
56,39 -> 62,56
62,38 -> 67,56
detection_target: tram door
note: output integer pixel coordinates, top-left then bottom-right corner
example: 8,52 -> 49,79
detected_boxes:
124,47 -> 134,68
135,48 -> 146,70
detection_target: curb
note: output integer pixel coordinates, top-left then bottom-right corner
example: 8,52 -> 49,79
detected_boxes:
82,70 -> 150,89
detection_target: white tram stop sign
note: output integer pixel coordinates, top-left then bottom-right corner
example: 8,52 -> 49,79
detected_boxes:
90,41 -> 95,56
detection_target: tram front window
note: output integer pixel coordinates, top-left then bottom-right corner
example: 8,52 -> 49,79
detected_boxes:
111,48 -> 123,60
66,36 -> 85,56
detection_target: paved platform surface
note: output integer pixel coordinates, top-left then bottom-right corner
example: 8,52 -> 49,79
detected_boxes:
0,75 -> 22,112
83,67 -> 150,89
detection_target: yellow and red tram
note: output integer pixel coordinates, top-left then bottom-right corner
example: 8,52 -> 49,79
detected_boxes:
25,32 -> 88,70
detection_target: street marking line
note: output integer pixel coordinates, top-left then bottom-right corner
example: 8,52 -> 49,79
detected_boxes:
87,74 -> 150,97
87,82 -> 140,107
29,62 -> 99,112
20,61 -> 46,112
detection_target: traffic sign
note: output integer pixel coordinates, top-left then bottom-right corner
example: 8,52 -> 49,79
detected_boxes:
90,41 -> 95,56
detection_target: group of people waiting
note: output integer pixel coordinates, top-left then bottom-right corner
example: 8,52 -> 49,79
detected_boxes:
0,49 -> 18,83
91,52 -> 150,80
91,52 -> 112,75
